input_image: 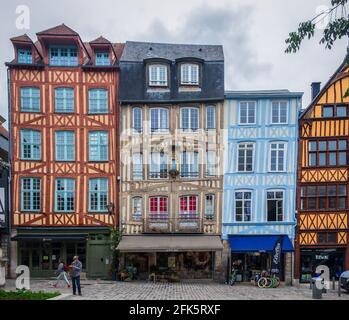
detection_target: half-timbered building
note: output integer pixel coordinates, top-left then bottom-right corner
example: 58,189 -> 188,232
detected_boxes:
117,41 -> 225,281
6,25 -> 123,278
296,59 -> 349,282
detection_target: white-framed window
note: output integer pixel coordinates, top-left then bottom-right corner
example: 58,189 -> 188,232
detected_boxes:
239,101 -> 256,125
205,194 -> 215,220
150,152 -> 168,179
150,108 -> 169,133
271,101 -> 288,124
206,105 -> 216,130
132,107 -> 142,133
180,107 -> 199,132
267,190 -> 284,222
132,153 -> 143,181
179,195 -> 198,218
149,64 -> 168,86
132,197 -> 143,220
269,142 -> 286,172
180,63 -> 199,85
206,150 -> 216,176
235,190 -> 252,222
180,151 -> 199,178
237,142 -> 254,172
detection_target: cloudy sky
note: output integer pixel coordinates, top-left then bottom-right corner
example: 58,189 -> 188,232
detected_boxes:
0,0 -> 347,126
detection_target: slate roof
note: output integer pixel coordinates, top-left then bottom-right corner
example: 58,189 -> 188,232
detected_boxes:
120,41 -> 224,62
37,24 -> 79,36
225,89 -> 303,98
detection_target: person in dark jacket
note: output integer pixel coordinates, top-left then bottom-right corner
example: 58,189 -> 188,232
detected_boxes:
70,256 -> 82,295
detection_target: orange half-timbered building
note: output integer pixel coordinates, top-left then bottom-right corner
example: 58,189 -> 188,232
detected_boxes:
296,59 -> 349,282
6,25 -> 123,278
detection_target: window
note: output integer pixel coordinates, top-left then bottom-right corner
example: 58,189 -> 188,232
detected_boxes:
149,64 -> 168,86
96,52 -> 110,66
55,88 -> 74,113
55,179 -> 75,212
205,194 -> 215,220
132,107 -> 142,133
179,195 -> 198,219
21,129 -> 41,160
270,142 -> 286,172
18,48 -> 32,64
180,107 -> 199,131
239,101 -> 256,124
181,63 -> 199,85
150,108 -> 168,133
50,46 -> 78,66
267,191 -> 284,222
21,87 -> 40,112
180,151 -> 199,178
89,178 -> 108,212
88,89 -> 108,114
235,191 -> 252,222
318,232 -> 337,244
238,143 -> 254,172
206,151 -> 216,176
150,152 -> 168,179
301,185 -> 347,210
271,101 -> 288,124
55,131 -> 75,161
308,140 -> 347,167
132,153 -> 143,180
132,197 -> 143,220
21,178 -> 41,211
206,105 -> 216,130
88,131 -> 108,161
149,196 -> 168,219
322,104 -> 348,118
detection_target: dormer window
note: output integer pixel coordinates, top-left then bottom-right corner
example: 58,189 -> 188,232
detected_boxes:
149,64 -> 168,87
50,46 -> 78,66
96,52 -> 110,66
181,63 -> 199,85
18,48 -> 32,64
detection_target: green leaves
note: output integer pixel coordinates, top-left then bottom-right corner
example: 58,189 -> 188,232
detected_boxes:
285,0 -> 348,53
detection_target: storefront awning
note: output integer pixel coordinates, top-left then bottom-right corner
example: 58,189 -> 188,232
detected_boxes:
117,235 -> 223,252
11,233 -> 89,241
229,235 -> 294,253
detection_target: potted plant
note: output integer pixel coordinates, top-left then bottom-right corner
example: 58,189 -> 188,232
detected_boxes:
110,228 -> 122,281
169,169 -> 179,179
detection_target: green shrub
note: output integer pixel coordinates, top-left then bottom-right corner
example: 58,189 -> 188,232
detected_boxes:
0,289 -> 60,300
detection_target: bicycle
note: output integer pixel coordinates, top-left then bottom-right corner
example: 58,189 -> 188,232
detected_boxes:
256,271 -> 280,288
229,269 -> 237,286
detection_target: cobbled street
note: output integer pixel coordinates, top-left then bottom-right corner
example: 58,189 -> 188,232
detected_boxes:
3,279 -> 349,300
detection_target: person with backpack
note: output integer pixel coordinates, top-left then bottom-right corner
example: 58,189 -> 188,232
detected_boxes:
53,259 -> 71,288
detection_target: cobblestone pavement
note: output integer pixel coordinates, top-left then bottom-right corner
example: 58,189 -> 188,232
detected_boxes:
3,279 -> 349,300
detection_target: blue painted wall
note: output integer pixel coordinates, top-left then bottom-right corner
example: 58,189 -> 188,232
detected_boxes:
223,91 -> 303,242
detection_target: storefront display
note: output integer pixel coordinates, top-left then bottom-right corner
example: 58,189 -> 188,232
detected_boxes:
300,249 -> 345,283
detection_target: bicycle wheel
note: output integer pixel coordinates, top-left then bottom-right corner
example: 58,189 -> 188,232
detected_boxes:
273,277 -> 280,288
258,277 -> 268,288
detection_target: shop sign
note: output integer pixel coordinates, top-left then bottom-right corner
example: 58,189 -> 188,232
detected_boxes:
271,237 -> 283,275
315,255 -> 329,260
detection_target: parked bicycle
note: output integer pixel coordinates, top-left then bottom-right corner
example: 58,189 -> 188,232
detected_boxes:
229,268 -> 238,286
254,270 -> 280,288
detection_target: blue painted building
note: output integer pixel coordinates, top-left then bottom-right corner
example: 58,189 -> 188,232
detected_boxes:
223,90 -> 303,283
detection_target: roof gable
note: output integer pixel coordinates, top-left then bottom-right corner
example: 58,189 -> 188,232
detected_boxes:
37,24 -> 79,36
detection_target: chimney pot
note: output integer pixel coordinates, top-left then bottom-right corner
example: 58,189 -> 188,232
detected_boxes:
311,82 -> 321,100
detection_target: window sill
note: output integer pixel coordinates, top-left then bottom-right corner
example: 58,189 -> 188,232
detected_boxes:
20,110 -> 42,114
88,211 -> 109,214
88,160 -> 109,163
54,211 -> 75,214
21,158 -> 42,162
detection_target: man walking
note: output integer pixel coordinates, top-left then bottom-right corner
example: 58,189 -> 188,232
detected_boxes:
70,256 -> 82,296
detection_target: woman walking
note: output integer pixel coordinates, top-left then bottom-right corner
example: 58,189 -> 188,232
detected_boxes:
53,259 -> 71,288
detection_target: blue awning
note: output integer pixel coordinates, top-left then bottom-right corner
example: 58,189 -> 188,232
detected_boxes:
229,235 -> 294,253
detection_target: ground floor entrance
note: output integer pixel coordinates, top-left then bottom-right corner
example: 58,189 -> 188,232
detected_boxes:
300,248 -> 346,283
122,251 -> 214,281
117,234 -> 224,281
13,228 -> 112,279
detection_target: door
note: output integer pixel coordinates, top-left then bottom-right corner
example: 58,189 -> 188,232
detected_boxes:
87,240 -> 111,278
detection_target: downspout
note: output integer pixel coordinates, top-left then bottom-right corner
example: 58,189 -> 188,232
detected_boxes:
6,67 -> 12,278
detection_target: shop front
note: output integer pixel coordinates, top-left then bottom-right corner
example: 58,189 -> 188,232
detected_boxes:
300,248 -> 346,283
12,227 -> 112,278
118,234 -> 223,281
228,235 -> 294,282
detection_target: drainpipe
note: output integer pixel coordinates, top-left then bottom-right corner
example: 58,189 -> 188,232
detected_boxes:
6,68 -> 12,279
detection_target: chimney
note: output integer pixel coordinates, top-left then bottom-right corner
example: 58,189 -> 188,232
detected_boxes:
311,82 -> 321,101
